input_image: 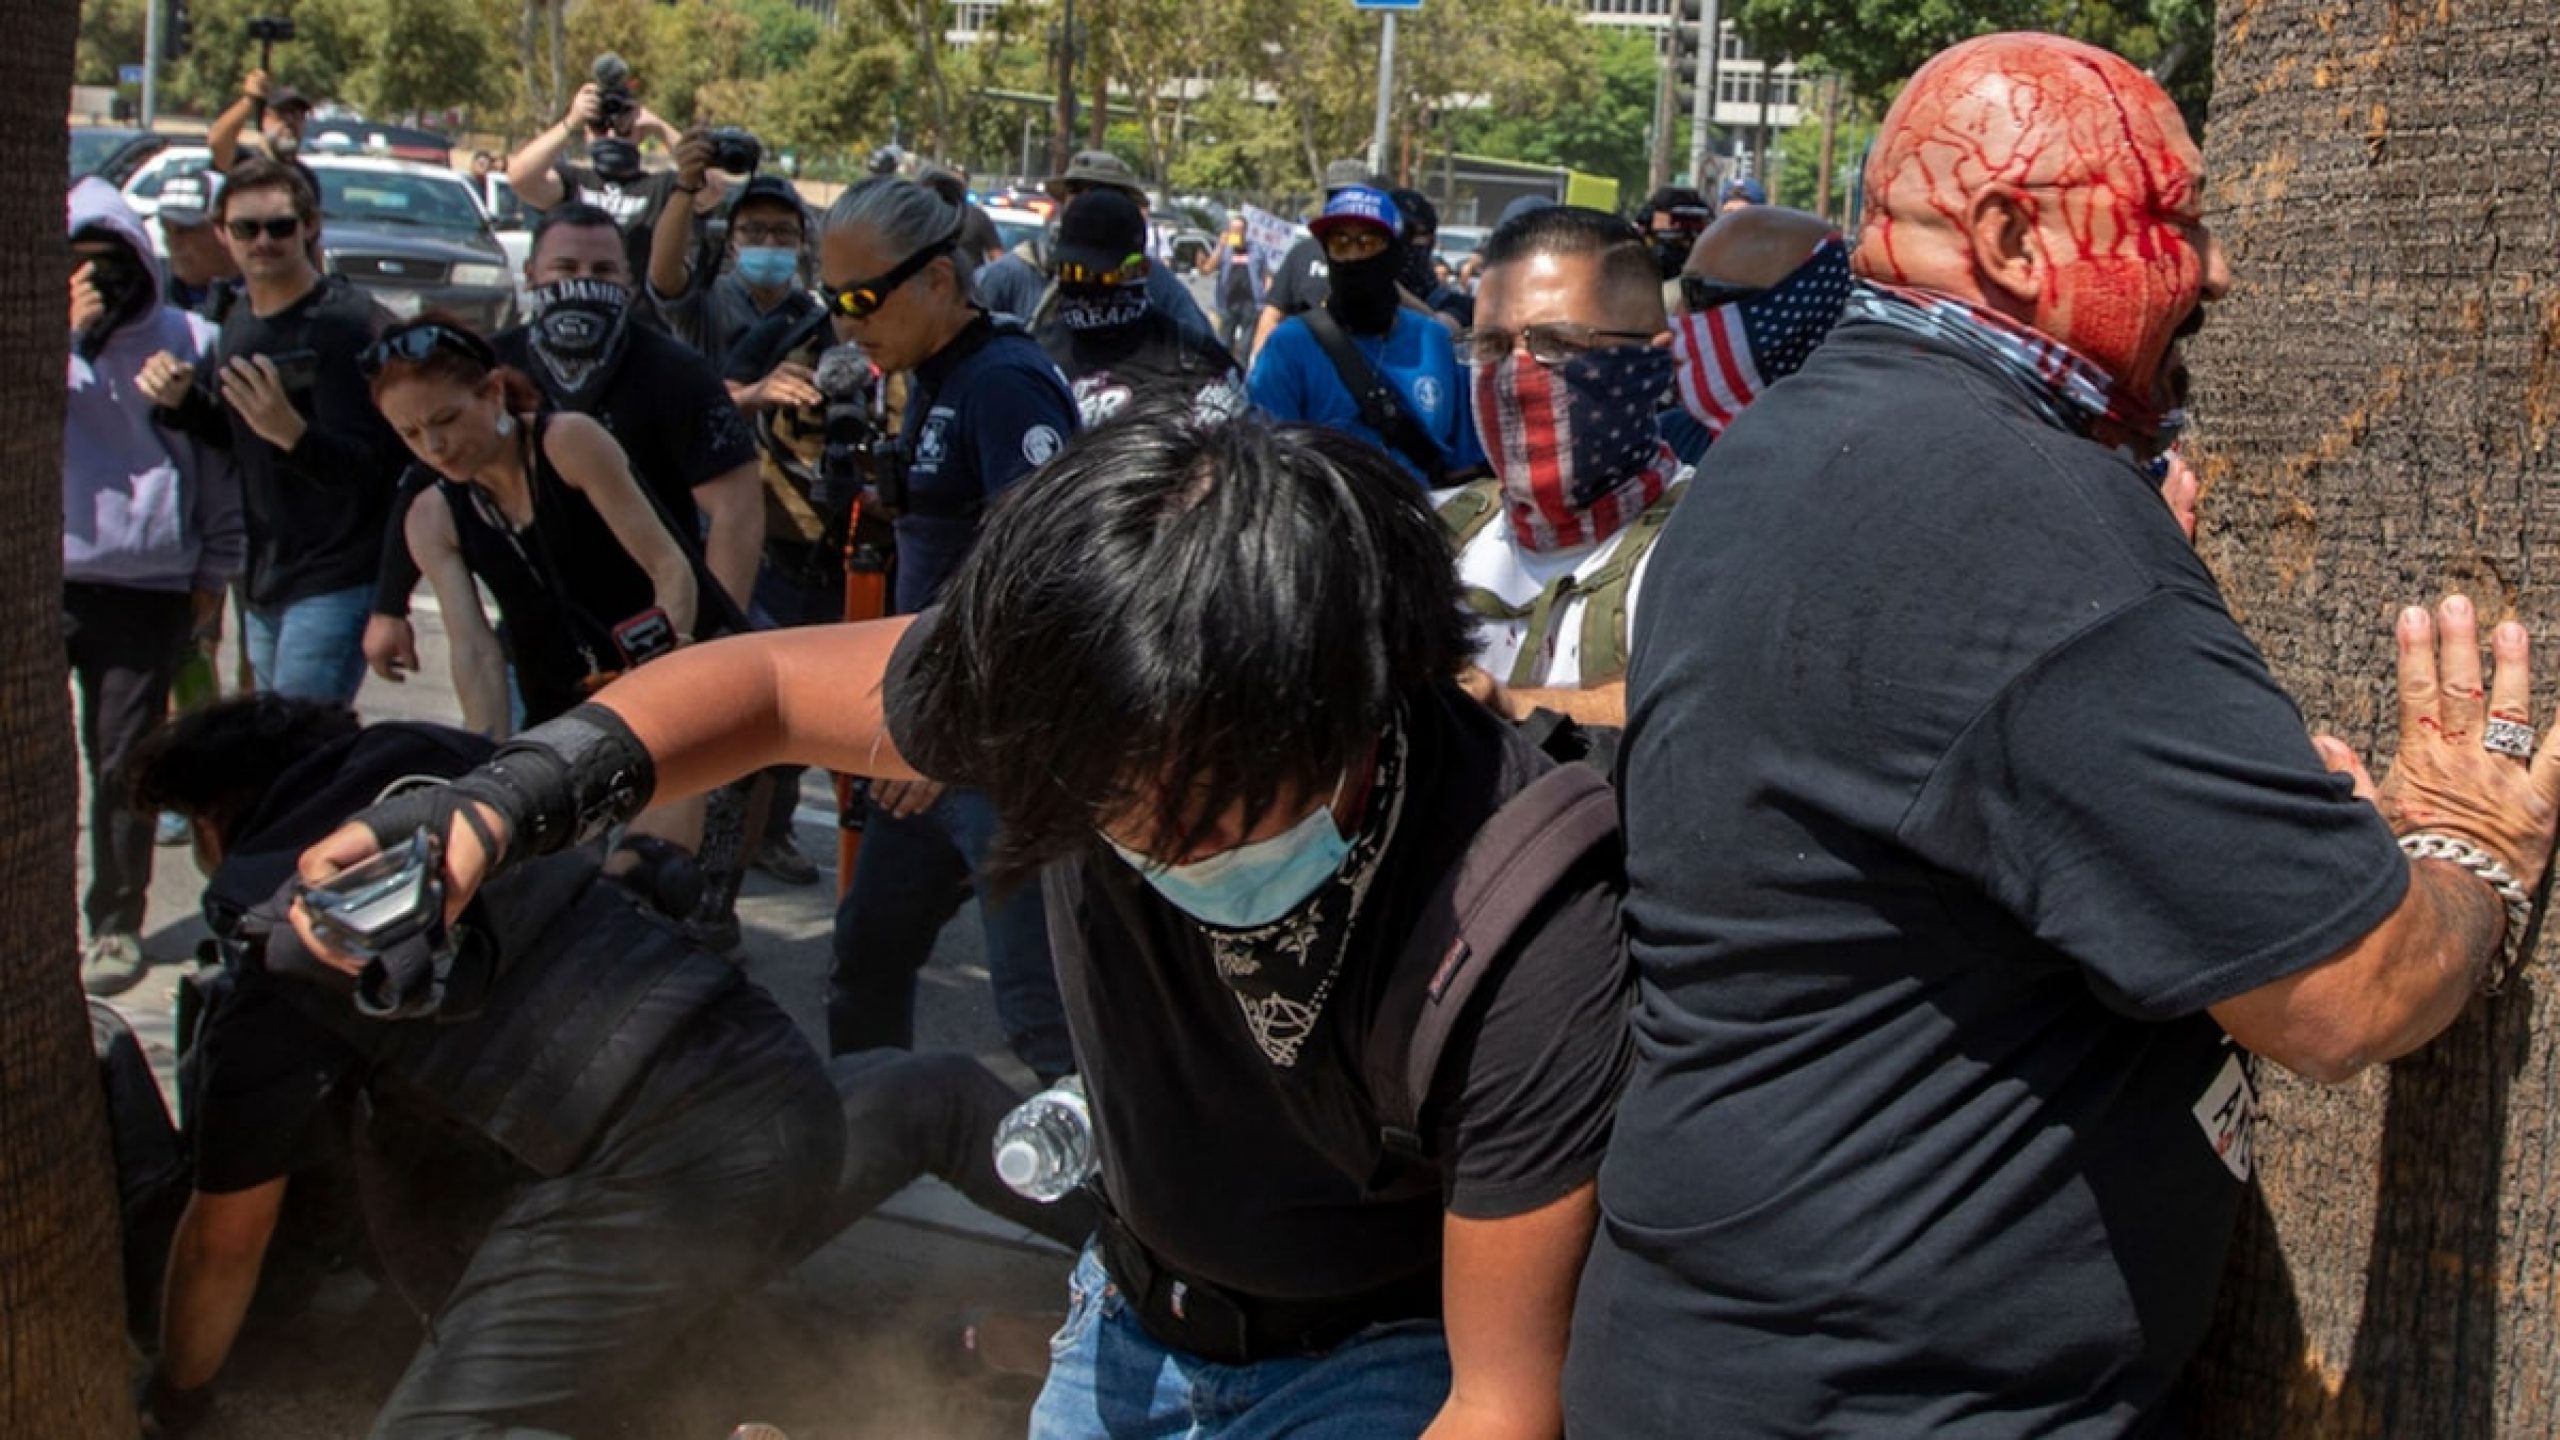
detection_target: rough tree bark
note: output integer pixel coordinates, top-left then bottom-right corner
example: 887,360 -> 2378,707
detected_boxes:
2185,2 -> 2560,1434
1,0 -> 136,1433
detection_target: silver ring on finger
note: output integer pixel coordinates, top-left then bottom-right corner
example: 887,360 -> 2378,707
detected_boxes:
2483,716 -> 2536,759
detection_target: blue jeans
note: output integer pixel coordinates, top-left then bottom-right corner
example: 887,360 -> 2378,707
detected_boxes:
242,584 -> 372,701
827,785 -> 1072,1079
1030,1246 -> 1453,1439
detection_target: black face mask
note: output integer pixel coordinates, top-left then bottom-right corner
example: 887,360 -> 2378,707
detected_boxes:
1056,283 -> 1150,333
74,242 -> 152,358
587,137 -> 643,183
522,277 -> 634,410
1325,250 -> 1402,335
1652,236 -> 1693,280
1398,241 -> 1438,298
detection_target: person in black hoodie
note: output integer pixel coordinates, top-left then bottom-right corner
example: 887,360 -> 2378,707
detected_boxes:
131,694 -> 1079,1437
138,158 -> 408,703
1033,189 -> 1241,429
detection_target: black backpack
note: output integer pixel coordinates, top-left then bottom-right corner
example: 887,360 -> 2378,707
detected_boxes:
1363,761 -> 1621,1164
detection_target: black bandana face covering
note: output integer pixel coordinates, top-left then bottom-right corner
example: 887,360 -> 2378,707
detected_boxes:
587,137 -> 642,183
523,278 -> 634,411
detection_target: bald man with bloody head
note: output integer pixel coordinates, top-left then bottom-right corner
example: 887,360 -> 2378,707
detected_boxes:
1568,32 -> 2560,1435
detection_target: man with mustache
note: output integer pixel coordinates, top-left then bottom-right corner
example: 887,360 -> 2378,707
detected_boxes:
1569,33 -> 2560,1435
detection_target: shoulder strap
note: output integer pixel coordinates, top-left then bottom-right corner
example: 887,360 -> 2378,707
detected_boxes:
1367,762 -> 1620,1162
1301,308 -> 1447,486
1571,485 -> 1683,686
1435,477 -> 1503,548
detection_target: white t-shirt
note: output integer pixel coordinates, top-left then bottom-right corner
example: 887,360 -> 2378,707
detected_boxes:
1436,472 -> 1689,689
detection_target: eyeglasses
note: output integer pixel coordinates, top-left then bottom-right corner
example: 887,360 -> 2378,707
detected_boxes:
733,224 -> 805,247
822,229 -> 959,320
359,322 -> 498,378
1319,228 -> 1391,263
1677,275 -> 1762,314
225,215 -> 302,242
1459,322 -> 1660,366
1053,254 -> 1151,287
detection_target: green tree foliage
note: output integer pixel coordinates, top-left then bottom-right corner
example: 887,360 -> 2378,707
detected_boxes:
1728,0 -> 2212,124
348,0 -> 509,117
1451,26 -> 1666,201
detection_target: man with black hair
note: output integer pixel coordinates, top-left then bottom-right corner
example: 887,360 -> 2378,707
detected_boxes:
133,694 -> 1078,1437
1249,186 -> 1476,488
1639,184 -> 1711,285
1388,186 -> 1471,329
137,158 -> 404,705
290,400 -> 1631,1439
1435,205 -> 1686,731
362,203 -> 763,689
1034,189 -> 1241,427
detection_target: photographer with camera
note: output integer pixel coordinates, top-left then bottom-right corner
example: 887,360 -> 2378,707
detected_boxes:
506,53 -> 684,287
207,62 -> 311,176
648,135 -> 811,385
139,158 -> 403,704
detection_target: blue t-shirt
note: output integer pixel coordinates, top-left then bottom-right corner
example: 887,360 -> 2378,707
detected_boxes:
1247,308 -> 1479,486
895,316 -> 1078,614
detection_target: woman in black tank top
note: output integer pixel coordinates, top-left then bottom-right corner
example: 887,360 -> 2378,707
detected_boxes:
365,315 -> 714,732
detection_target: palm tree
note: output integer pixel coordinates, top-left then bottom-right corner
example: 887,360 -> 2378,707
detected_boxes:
2185,0 -> 2560,1433
0,0 -> 137,1430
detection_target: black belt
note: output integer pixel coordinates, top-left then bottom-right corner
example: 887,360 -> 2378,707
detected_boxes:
1095,1208 -> 1442,1366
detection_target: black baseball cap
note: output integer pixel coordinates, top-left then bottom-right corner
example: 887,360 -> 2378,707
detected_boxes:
1051,189 -> 1150,280
729,175 -> 808,224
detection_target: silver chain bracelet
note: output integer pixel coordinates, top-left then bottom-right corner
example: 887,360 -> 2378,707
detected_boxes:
2399,832 -> 2535,993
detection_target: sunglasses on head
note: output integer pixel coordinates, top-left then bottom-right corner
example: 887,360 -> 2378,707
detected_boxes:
226,215 -> 303,242
359,322 -> 498,378
1679,275 -> 1763,313
1054,254 -> 1151,287
823,228 -> 961,320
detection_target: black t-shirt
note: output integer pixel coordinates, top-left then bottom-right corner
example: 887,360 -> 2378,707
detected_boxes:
373,322 -> 757,618
1035,309 -> 1242,428
203,276 -> 405,607
1264,235 -> 1328,315
885,615 -> 1631,1301
550,161 -> 678,284
1566,321 -> 2409,1435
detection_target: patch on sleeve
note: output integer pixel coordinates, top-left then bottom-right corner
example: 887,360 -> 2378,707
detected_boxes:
2192,1048 -> 2257,1181
1022,424 -> 1063,466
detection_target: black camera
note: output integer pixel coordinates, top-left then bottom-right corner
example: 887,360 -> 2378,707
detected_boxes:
706,127 -> 762,176
591,52 -> 637,132
811,343 -> 886,516
246,15 -> 295,43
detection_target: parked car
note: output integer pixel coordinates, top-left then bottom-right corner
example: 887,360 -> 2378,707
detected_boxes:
71,126 -> 146,181
304,119 -> 452,165
1435,224 -> 1489,267
986,204 -> 1048,261
474,173 -> 533,291
303,155 -> 516,332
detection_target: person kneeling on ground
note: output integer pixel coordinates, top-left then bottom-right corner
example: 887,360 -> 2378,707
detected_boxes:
292,400 -> 1633,1439
133,695 -> 1083,1438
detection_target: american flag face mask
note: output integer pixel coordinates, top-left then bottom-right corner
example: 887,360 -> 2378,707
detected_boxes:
1670,234 -> 1854,437
1472,345 -> 1681,553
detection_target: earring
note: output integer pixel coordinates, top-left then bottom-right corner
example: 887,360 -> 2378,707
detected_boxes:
495,412 -> 516,438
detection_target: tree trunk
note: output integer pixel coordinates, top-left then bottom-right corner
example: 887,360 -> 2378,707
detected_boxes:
2185,2 -> 2560,1434
1,0 -> 135,1433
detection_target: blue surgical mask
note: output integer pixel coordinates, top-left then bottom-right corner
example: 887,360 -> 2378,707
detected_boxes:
1108,779 -> 1352,930
735,245 -> 799,289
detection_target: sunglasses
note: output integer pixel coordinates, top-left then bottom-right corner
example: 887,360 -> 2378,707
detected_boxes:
1678,275 -> 1763,314
359,323 -> 498,378
226,215 -> 303,242
1054,254 -> 1151,287
1319,228 -> 1391,262
1459,322 -> 1659,367
823,229 -> 960,320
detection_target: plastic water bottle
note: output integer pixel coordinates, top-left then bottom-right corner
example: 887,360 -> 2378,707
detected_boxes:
993,1074 -> 1097,1202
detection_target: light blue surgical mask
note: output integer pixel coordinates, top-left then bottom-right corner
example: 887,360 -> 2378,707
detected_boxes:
735,245 -> 799,290
1108,777 -> 1351,930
